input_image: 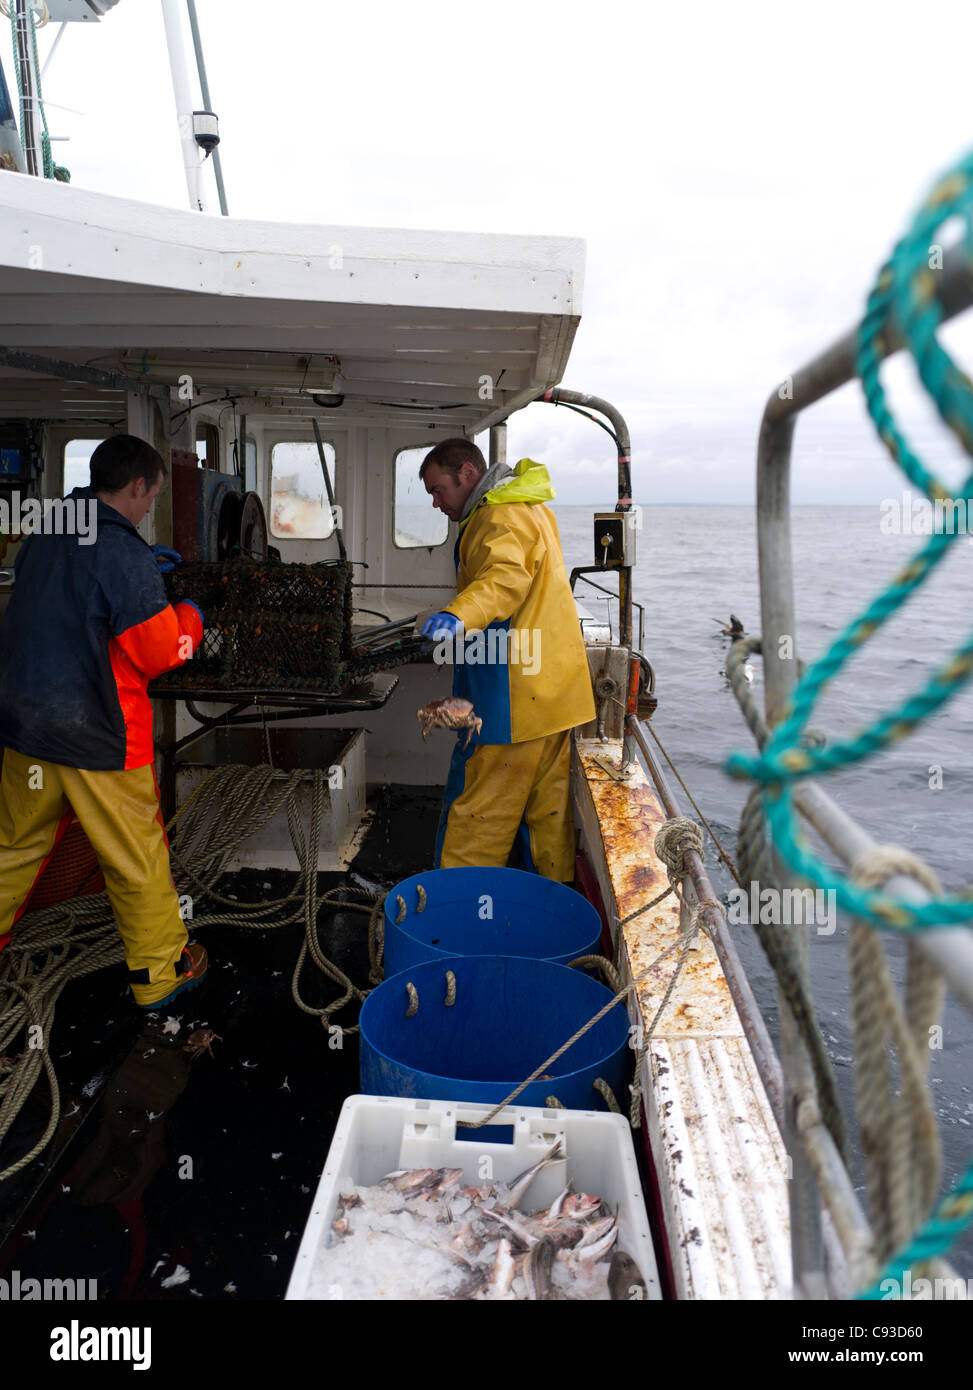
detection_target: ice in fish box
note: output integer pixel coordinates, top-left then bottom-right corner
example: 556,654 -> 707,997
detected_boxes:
286,1096 -> 659,1302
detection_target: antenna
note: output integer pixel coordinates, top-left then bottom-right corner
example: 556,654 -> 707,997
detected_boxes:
185,0 -> 227,215
160,0 -> 207,212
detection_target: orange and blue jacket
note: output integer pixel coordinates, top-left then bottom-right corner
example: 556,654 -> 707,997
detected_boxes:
0,487 -> 202,771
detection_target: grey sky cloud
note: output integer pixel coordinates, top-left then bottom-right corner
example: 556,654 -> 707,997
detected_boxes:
28,0 -> 973,503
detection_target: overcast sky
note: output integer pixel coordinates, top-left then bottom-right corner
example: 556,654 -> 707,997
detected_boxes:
27,0 -> 973,503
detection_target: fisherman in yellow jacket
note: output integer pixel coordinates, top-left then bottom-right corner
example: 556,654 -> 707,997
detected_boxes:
419,438 -> 595,882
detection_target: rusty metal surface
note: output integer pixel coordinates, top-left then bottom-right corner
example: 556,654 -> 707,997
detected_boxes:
573,737 -> 791,1298
576,740 -> 740,1039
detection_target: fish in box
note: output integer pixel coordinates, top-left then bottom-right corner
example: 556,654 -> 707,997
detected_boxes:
285,1095 -> 660,1301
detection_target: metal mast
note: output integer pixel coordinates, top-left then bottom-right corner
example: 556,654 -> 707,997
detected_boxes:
160,0 -> 206,212
185,0 -> 227,215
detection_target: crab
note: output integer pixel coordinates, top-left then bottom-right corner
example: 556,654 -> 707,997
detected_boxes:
183,1028 -> 222,1060
417,697 -> 483,750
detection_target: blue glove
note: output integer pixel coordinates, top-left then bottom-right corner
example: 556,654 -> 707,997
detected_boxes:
420,612 -> 463,642
152,545 -> 182,574
178,599 -> 204,626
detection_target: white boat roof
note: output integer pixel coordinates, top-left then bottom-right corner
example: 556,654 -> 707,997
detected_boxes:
0,174 -> 584,428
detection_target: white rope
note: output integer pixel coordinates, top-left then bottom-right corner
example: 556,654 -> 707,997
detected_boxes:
849,844 -> 945,1263
1,762 -> 379,1177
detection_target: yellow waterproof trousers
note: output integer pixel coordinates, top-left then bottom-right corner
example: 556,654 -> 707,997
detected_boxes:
0,750 -> 188,1007
437,729 -> 575,882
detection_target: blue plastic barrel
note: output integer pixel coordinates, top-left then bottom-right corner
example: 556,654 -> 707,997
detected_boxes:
383,867 -> 602,977
359,955 -> 629,1112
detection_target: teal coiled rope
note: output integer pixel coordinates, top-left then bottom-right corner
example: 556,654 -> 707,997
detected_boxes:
727,151 -> 973,930
857,1170 -> 973,1300
724,151 -> 973,1296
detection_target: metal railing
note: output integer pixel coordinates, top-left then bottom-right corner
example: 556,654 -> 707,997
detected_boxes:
755,241 -> 973,1294
537,388 -> 635,647
626,715 -> 784,1129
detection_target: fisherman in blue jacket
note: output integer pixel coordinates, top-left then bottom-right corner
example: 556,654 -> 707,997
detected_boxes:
0,435 -> 207,1009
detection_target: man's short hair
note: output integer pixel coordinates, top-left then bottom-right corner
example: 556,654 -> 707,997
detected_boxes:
90,435 -> 166,493
419,437 -> 487,483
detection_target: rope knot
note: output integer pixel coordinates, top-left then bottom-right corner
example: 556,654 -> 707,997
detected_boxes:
689,897 -> 724,940
653,817 -> 704,886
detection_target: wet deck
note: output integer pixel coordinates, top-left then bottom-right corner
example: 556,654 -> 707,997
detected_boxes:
0,784 -> 443,1299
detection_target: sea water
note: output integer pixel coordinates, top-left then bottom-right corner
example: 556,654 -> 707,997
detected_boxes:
555,503 -> 973,1276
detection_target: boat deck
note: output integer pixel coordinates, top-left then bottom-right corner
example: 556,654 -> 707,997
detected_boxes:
1,751 -> 785,1301
0,784 -> 442,1299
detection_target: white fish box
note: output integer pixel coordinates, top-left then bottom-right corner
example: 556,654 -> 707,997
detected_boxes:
174,726 -> 366,872
285,1093 -> 661,1301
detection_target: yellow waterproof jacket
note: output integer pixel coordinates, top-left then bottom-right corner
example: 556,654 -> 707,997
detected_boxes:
443,460 -> 595,744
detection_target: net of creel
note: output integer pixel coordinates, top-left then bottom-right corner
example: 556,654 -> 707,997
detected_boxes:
152,559 -> 430,694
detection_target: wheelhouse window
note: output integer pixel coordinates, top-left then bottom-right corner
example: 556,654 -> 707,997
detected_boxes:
63,439 -> 104,493
195,422 -> 220,468
243,435 -> 257,492
394,447 -> 449,549
270,441 -> 338,539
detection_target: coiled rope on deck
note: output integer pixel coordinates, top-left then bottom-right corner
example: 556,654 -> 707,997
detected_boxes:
166,764 -> 381,1019
0,903 -> 124,1180
0,762 -> 382,1181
